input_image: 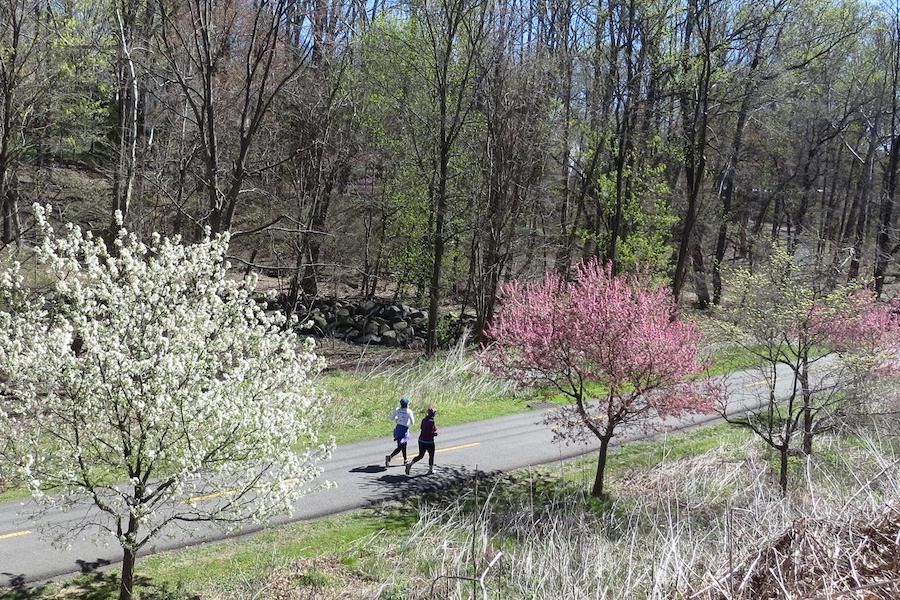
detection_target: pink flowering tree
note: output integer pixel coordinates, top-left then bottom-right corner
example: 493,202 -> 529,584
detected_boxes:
719,245 -> 900,494
479,259 -> 712,498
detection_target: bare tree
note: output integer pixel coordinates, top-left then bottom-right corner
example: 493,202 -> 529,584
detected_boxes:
415,0 -> 488,355
0,0 -> 45,247
156,0 -> 306,234
875,5 -> 900,297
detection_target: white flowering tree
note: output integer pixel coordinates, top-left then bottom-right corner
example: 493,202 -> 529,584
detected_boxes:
0,206 -> 330,600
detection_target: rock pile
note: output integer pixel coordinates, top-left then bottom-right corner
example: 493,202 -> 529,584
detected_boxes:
290,298 -> 477,348
297,298 -> 425,347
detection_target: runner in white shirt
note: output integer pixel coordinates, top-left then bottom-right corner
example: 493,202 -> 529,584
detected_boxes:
386,397 -> 415,466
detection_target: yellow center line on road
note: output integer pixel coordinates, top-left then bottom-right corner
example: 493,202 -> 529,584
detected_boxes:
0,530 -> 31,541
435,442 -> 480,454
186,478 -> 303,504
743,379 -> 768,389
185,490 -> 230,504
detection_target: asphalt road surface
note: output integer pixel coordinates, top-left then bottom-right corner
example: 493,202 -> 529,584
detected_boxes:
1,364 -> 793,588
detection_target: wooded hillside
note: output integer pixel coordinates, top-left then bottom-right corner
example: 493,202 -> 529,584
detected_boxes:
2,0 -> 898,351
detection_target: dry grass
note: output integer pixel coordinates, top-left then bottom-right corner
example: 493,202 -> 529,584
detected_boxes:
205,557 -> 382,600
316,334 -> 526,444
368,432 -> 900,599
185,429 -> 900,599
27,428 -> 895,600
696,506 -> 900,599
360,336 -> 515,404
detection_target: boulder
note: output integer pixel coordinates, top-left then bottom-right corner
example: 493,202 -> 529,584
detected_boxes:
392,320 -> 408,331
381,304 -> 402,319
382,330 -> 398,345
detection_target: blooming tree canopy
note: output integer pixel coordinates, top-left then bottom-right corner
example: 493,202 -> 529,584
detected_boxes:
0,206 -> 330,600
479,259 -> 711,497
720,245 -> 900,493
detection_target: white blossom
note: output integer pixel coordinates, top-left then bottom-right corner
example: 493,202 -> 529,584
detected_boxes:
0,204 -> 330,556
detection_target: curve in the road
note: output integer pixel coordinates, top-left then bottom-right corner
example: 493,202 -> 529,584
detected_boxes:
0,365 -> 787,588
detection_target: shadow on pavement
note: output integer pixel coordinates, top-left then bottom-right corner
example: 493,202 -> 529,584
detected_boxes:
76,558 -> 112,573
348,465 -> 387,474
0,575 -> 25,594
359,463 -> 591,522
0,571 -> 193,600
378,474 -> 409,484
358,464 -> 503,506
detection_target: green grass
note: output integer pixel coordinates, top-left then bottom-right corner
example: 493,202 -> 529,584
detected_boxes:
704,344 -> 767,376
522,344 -> 766,407
550,422 -> 752,510
702,343 -> 834,379
2,510 -> 416,600
0,485 -> 31,503
139,510 -> 414,589
319,371 -> 529,445
22,421 -> 880,600
316,338 -> 833,455
606,422 -> 751,472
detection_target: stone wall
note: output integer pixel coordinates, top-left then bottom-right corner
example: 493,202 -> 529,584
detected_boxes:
290,298 -> 476,348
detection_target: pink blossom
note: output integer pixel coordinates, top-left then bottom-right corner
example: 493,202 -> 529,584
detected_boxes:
478,259 -> 713,497
811,289 -> 900,353
809,289 -> 900,376
480,259 -> 713,428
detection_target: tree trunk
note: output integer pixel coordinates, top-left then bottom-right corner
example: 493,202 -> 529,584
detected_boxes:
876,27 -> 900,295
606,0 -> 638,271
112,5 -> 140,230
0,79 -> 14,246
778,444 -> 789,497
117,512 -> 140,600
300,191 -> 334,296
118,546 -> 136,600
476,221 -> 502,343
0,175 -> 16,246
691,225 -> 711,309
790,155 -> 816,251
672,0 -> 710,303
802,407 -> 814,456
673,177 -> 702,302
800,357 -> 814,455
875,134 -> 899,297
848,122 -> 878,280
712,26 -> 766,304
590,435 -> 612,498
427,146 -> 449,356
554,36 -> 573,273
711,215 -> 728,304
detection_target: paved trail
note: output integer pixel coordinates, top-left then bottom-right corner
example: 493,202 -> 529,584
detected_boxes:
0,365 -> 785,587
